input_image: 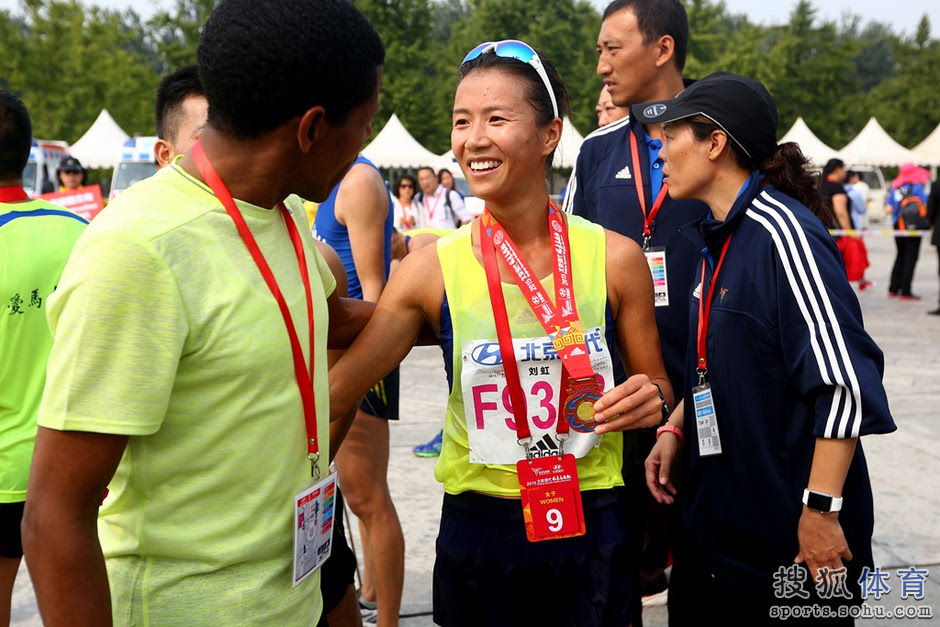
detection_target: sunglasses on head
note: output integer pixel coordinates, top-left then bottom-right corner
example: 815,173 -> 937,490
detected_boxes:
460,39 -> 559,120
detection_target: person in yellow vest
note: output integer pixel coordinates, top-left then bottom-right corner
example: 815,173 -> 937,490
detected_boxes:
330,40 -> 671,626
0,91 -> 88,625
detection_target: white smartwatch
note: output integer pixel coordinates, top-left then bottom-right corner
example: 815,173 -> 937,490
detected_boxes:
802,489 -> 843,513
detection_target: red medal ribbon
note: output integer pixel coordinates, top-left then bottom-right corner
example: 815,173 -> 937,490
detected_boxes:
480,202 -> 598,442
696,235 -> 733,378
0,186 -> 29,202
191,140 -> 320,467
629,131 -> 669,248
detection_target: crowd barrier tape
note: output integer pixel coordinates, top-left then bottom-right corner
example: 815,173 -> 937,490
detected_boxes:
829,229 -> 933,237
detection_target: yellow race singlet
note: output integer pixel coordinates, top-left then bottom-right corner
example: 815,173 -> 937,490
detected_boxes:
434,215 -> 624,496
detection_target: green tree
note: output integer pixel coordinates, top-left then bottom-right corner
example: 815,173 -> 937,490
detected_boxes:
352,0 -> 452,153
0,0 -> 160,142
146,0 -> 220,73
443,0 -> 601,140
684,0 -> 737,79
861,15 -> 940,147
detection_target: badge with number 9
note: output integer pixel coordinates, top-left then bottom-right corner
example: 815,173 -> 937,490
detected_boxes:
516,453 -> 586,542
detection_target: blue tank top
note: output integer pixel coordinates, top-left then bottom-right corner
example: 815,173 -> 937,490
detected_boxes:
313,156 -> 394,300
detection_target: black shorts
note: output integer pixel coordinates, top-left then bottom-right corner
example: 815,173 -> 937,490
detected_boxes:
359,366 -> 399,420
317,488 -> 357,623
433,488 -> 634,627
0,501 -> 25,559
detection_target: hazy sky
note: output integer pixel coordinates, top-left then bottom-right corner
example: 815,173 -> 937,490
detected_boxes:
1,0 -> 937,36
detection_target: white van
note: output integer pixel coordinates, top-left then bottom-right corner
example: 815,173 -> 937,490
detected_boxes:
109,136 -> 158,201
849,166 -> 888,223
23,139 -> 69,197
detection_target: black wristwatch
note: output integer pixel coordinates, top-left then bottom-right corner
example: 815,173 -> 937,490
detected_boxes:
653,383 -> 670,426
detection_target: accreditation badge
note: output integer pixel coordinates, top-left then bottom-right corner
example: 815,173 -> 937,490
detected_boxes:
517,453 -> 586,542
644,246 -> 669,307
692,383 -> 722,457
292,473 -> 337,587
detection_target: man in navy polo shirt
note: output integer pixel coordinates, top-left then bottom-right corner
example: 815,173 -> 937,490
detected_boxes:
563,0 -> 707,620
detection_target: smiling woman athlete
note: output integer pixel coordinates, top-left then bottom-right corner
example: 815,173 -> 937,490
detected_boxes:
329,41 -> 671,626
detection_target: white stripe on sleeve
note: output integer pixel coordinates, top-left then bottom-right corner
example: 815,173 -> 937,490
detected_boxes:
747,197 -> 861,438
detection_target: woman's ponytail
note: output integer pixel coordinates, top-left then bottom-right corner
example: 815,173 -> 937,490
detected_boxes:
685,116 -> 834,228
759,142 -> 834,228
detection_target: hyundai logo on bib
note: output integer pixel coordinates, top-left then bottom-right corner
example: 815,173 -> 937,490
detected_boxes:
643,104 -> 667,118
470,342 -> 503,366
470,331 -> 606,367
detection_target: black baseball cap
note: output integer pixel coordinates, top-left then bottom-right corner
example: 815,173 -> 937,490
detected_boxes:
59,156 -> 83,172
632,72 -> 778,163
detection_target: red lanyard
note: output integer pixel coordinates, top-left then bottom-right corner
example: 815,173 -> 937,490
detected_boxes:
480,202 -> 595,443
425,190 -> 442,221
0,186 -> 28,202
191,140 -> 321,475
402,202 -> 414,229
696,235 -> 733,384
629,132 -> 669,249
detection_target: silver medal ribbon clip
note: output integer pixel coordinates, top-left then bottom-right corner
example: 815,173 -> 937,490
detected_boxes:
518,437 -> 533,461
642,234 -> 651,251
696,367 -> 707,388
308,452 -> 320,479
555,432 -> 568,457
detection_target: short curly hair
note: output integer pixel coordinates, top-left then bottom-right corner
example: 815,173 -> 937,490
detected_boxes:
198,0 -> 385,139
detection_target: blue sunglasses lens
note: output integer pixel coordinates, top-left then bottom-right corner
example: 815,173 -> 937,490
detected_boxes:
461,40 -> 537,66
489,40 -> 536,64
461,42 -> 491,65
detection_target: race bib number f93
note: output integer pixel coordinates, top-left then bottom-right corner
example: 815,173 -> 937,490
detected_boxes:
460,326 -> 614,464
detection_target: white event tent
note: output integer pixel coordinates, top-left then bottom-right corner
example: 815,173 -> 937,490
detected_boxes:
839,117 -> 921,168
434,149 -> 463,178
912,124 -> 940,167
551,117 -> 585,169
362,113 -> 439,169
68,109 -> 129,169
778,117 -> 840,167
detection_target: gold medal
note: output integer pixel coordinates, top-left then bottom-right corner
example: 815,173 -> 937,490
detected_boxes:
565,375 -> 603,433
575,400 -> 595,422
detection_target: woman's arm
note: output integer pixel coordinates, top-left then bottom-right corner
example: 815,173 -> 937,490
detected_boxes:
832,193 -> 852,230
329,244 -> 443,457
794,437 -> 856,580
592,230 -> 673,434
645,399 -> 685,504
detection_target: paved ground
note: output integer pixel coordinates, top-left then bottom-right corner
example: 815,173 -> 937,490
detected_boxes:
11,233 -> 940,626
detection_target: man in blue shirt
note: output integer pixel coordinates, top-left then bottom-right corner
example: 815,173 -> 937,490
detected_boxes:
565,0 -> 706,405
563,1 -> 708,622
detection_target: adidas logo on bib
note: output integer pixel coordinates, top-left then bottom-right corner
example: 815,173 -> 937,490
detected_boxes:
615,165 -> 632,180
529,434 -> 560,458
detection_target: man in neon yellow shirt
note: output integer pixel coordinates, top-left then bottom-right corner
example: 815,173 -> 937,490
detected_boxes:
22,1 -> 385,624
0,91 -> 88,626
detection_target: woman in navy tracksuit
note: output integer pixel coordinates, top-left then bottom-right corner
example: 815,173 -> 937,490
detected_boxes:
634,73 -> 896,624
